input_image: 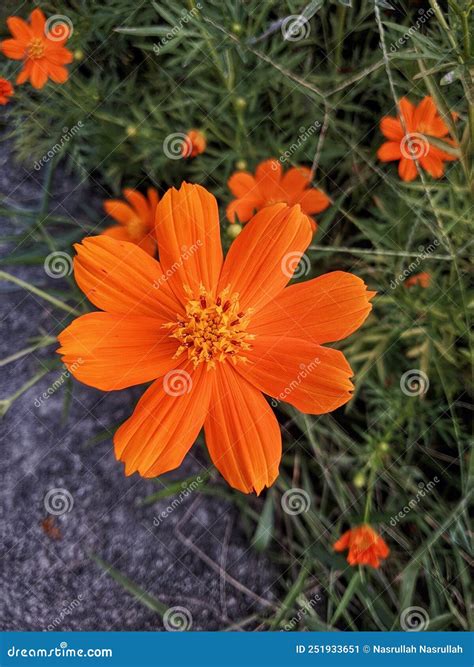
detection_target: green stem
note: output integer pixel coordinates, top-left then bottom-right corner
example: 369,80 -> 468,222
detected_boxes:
0,270 -> 80,315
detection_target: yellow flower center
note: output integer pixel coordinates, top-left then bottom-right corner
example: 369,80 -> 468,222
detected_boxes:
164,286 -> 254,368
27,38 -> 46,60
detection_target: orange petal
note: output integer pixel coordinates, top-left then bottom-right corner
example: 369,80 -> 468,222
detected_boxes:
124,188 -> 151,224
204,363 -> 281,494
380,116 -> 403,141
155,183 -> 223,302
16,61 -> 32,84
6,17 -> 31,42
57,312 -> 178,391
413,96 -> 440,131
104,199 -> 135,225
219,203 -> 312,313
0,39 -> 26,60
136,233 -> 156,256
114,363 -> 211,477
30,61 -> 48,89
298,188 -> 330,215
73,235 -> 181,319
44,44 -> 73,65
47,64 -> 69,84
377,141 -> 402,162
398,157 -> 418,181
281,166 -> 312,199
251,271 -> 374,344
102,225 -> 135,242
226,196 -> 262,223
30,8 -> 46,34
255,159 -> 282,201
147,187 -> 159,213
237,338 -> 354,414
333,530 -> 351,552
419,153 -> 445,178
398,97 -> 415,131
227,171 -> 258,198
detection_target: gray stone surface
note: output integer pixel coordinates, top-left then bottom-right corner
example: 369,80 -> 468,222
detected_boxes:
0,126 -> 275,631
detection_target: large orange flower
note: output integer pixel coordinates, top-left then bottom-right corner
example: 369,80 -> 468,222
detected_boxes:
377,97 -> 458,182
333,524 -> 389,568
58,183 -> 373,494
103,187 -> 159,256
227,159 -> 330,231
0,8 -> 73,89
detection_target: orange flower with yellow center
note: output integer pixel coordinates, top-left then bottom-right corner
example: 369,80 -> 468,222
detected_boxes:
0,77 -> 14,104
227,159 -> 330,231
333,524 -> 389,568
182,129 -> 206,158
377,97 -> 458,182
0,8 -> 73,89
103,187 -> 159,256
58,183 -> 373,494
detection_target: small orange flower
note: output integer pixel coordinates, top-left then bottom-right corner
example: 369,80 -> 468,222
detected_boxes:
0,77 -> 14,104
182,129 -> 206,158
405,272 -> 430,289
377,96 -> 458,182
103,187 -> 159,256
333,524 -> 389,568
0,8 -> 73,90
226,159 -> 330,231
58,183 -> 374,494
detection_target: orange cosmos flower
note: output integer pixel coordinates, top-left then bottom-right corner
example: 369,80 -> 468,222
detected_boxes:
405,272 -> 431,289
0,8 -> 73,90
103,187 -> 159,256
0,77 -> 14,104
227,159 -> 330,231
57,183 -> 374,494
377,96 -> 458,182
333,524 -> 389,568
182,129 -> 206,158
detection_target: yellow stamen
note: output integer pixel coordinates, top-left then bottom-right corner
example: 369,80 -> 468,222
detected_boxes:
27,38 -> 45,59
164,285 -> 254,369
